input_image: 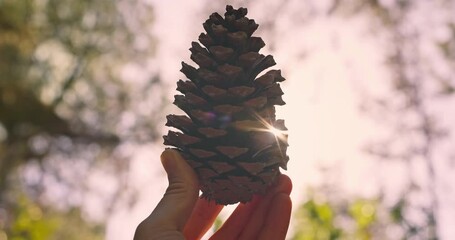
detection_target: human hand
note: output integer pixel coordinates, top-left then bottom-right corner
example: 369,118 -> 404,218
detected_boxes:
134,149 -> 292,240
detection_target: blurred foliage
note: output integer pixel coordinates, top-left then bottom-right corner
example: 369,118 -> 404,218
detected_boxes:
292,190 -> 389,240
293,198 -> 342,240
212,217 -> 223,232
1,0 -> 455,239
1,193 -> 103,240
328,0 -> 455,239
0,0 -> 159,238
6,196 -> 57,240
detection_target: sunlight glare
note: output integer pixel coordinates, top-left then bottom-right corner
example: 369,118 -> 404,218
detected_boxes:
267,126 -> 288,140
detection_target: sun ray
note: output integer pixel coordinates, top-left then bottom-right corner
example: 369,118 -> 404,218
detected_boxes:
245,112 -> 288,158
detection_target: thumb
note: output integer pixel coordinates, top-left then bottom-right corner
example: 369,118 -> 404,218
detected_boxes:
141,150 -> 199,233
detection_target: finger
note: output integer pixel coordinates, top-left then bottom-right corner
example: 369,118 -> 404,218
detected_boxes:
224,174 -> 292,231
184,198 -> 223,240
211,174 -> 292,240
209,195 -> 262,239
141,150 -> 199,232
271,174 -> 293,195
238,174 -> 292,240
258,193 -> 292,240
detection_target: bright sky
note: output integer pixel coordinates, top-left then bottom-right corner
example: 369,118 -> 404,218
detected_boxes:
103,1 -> 455,239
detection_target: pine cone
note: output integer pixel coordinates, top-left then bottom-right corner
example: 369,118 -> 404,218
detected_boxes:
164,5 -> 288,205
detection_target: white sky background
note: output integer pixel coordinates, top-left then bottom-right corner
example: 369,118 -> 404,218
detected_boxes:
104,1 -> 455,239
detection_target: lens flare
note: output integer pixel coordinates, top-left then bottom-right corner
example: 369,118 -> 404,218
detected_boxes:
267,125 -> 287,139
